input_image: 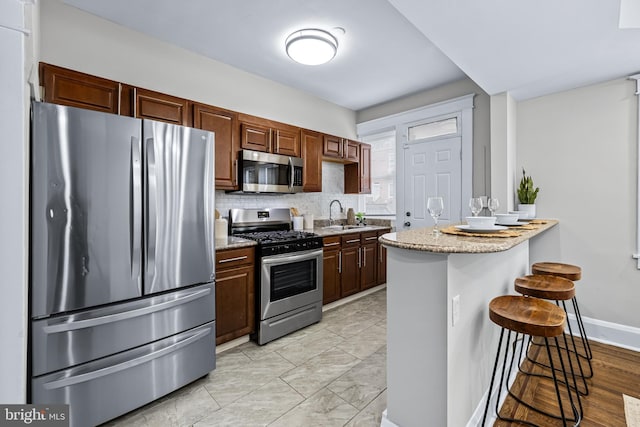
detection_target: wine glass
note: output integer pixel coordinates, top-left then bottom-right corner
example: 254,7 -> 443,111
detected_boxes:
427,197 -> 444,235
469,197 -> 483,217
487,197 -> 499,216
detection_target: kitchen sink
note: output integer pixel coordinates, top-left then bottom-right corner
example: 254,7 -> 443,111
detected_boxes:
322,225 -> 368,231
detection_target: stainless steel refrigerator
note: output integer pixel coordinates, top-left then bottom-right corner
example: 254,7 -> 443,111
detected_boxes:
29,102 -> 216,427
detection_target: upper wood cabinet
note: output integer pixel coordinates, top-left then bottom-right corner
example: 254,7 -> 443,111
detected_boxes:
345,142 -> 372,194
40,63 -> 122,114
238,114 -> 300,157
130,87 -> 191,126
301,129 -> 322,192
322,134 -> 359,163
193,103 -> 239,190
323,134 -> 343,159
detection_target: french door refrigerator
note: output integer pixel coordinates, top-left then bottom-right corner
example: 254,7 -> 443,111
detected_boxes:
29,102 -> 216,427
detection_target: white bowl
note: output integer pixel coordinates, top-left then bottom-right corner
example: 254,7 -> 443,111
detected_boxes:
508,210 -> 530,220
465,216 -> 496,228
495,213 -> 520,225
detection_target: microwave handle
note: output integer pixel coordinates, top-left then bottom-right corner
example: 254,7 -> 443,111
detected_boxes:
288,157 -> 294,191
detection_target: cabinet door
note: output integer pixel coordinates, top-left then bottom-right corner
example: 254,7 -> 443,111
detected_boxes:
377,229 -> 390,285
40,63 -> 121,114
344,142 -> 372,194
241,121 -> 271,152
273,126 -> 300,157
359,143 -> 372,194
360,232 -> 378,290
322,245 -> 341,305
301,129 -> 322,192
340,234 -> 362,298
215,264 -> 254,345
133,88 -> 190,126
345,140 -> 360,162
194,103 -> 239,190
323,134 -> 344,159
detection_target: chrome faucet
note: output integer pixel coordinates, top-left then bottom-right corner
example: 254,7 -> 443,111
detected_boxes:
329,199 -> 344,226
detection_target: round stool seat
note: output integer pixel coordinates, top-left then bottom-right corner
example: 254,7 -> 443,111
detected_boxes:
515,275 -> 575,301
489,295 -> 566,337
532,262 -> 582,281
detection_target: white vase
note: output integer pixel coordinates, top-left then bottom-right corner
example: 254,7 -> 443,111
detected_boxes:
518,203 -> 536,219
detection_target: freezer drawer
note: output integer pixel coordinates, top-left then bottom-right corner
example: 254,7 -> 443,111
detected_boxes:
32,283 -> 215,376
32,321 -> 216,427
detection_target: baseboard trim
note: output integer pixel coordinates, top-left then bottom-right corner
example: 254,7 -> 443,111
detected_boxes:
568,313 -> 640,352
215,335 -> 250,354
322,284 -> 386,312
380,409 -> 399,427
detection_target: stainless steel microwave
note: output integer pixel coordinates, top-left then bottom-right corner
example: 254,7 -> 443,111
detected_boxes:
240,150 -> 303,193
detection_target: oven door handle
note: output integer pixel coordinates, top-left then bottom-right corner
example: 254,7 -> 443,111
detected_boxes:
261,248 -> 323,266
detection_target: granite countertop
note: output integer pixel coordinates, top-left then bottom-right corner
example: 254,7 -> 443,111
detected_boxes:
215,236 -> 257,251
312,224 -> 392,237
379,219 -> 558,254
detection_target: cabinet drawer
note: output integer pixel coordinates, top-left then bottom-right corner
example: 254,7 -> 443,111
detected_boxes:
216,247 -> 255,270
361,231 -> 378,243
323,236 -> 341,249
341,233 -> 361,247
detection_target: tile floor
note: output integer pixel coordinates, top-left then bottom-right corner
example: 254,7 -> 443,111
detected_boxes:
104,288 -> 388,427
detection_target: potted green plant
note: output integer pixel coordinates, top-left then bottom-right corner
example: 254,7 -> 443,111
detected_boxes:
355,212 -> 366,226
517,168 -> 539,218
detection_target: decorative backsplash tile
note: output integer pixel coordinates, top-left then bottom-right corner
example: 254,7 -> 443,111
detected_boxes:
215,162 -> 362,220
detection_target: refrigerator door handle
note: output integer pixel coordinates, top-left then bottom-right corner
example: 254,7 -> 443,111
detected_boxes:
42,326 -> 213,390
131,136 -> 142,281
146,137 -> 157,276
43,287 -> 212,334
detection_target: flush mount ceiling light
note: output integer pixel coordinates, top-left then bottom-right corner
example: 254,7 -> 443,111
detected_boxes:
285,28 -> 338,66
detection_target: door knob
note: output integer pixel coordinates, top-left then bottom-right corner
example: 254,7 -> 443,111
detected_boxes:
406,212 -> 411,216
404,221 -> 411,227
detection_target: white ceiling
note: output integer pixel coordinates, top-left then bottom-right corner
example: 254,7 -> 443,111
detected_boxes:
63,0 -> 640,111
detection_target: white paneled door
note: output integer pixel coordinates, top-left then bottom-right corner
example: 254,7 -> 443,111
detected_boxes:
402,136 -> 461,230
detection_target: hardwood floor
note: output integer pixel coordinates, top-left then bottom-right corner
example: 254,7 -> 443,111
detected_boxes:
494,339 -> 640,426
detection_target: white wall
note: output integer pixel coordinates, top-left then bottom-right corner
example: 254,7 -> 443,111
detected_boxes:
490,92 -> 518,211
0,0 -> 33,403
356,78 -> 491,197
517,78 -> 640,328
39,0 -> 356,138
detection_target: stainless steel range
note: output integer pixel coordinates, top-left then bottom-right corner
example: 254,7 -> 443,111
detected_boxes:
229,208 -> 323,345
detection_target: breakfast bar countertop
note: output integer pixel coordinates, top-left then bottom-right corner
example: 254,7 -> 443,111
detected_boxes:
379,219 -> 558,254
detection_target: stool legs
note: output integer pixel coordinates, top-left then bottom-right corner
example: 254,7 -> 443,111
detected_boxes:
521,299 -> 591,397
482,328 -> 582,426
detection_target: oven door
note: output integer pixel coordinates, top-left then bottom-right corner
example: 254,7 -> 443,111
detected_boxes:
260,248 -> 323,320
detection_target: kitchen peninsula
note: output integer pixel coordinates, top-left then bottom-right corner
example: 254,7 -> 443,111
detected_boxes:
379,221 -> 557,427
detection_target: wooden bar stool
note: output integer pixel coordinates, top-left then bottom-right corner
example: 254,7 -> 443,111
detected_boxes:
531,262 -> 593,374
481,295 -> 581,427
515,275 -> 589,400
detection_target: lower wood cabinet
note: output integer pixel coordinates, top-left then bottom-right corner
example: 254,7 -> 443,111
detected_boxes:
360,231 -> 379,290
215,246 -> 255,345
322,228 -> 390,304
377,229 -> 390,285
340,234 -> 362,298
322,236 -> 341,304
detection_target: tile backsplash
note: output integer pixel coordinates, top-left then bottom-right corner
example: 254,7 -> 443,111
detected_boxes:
215,162 -> 362,221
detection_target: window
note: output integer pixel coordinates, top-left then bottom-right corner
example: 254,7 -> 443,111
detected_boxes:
361,130 -> 396,216
408,117 -> 458,141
